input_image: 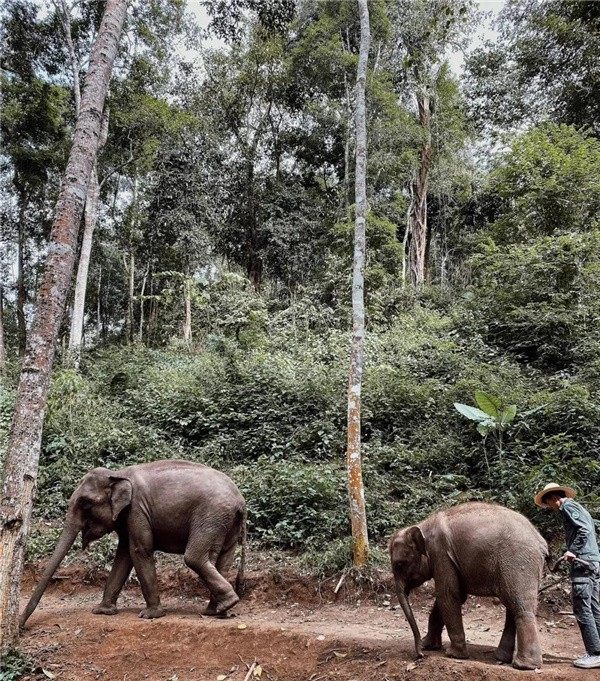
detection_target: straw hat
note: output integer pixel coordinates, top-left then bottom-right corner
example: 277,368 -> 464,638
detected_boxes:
534,482 -> 576,508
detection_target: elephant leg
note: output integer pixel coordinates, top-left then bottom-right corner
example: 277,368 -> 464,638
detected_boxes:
185,544 -> 239,615
512,611 -> 542,670
129,535 -> 164,619
93,537 -> 133,615
436,576 -> 468,659
495,609 -> 516,663
204,542 -> 238,616
422,600 -> 444,650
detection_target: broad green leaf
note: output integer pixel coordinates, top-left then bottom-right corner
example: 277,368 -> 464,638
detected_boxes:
501,404 -> 517,424
453,403 -> 492,422
474,391 -> 502,419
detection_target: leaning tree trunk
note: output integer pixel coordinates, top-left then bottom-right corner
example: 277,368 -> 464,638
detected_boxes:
0,0 -> 127,652
408,92 -> 431,287
69,109 -> 109,366
346,0 -> 370,568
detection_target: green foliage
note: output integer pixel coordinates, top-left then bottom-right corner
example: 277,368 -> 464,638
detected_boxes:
38,367 -> 177,517
470,230 -> 600,367
234,458 -> 347,548
487,124 -> 600,241
466,0 -> 600,135
0,649 -> 34,681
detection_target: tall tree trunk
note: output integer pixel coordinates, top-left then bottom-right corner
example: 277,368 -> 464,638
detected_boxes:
138,265 -> 148,343
124,251 -> 135,343
183,278 -> 192,346
124,173 -> 138,343
346,0 -> 370,568
408,93 -> 432,287
0,0 -> 127,651
69,109 -> 109,365
0,285 -> 6,372
245,163 -> 262,291
96,265 -> 102,339
16,211 -> 27,357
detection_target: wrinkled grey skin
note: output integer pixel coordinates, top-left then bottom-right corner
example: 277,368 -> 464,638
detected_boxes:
390,502 -> 547,670
21,460 -> 247,627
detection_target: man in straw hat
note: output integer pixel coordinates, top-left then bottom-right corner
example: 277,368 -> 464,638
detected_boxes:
535,483 -> 600,669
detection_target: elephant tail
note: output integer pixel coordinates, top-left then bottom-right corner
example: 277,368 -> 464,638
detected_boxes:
235,506 -> 247,596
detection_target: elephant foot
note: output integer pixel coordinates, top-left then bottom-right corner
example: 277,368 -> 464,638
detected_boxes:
139,606 -> 165,619
208,591 -> 239,615
92,603 -> 119,616
446,643 -> 469,660
494,647 -> 514,664
512,655 -> 541,671
422,633 -> 443,651
203,601 -> 235,618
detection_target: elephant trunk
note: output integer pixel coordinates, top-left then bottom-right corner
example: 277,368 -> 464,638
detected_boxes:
19,522 -> 80,628
395,579 -> 423,658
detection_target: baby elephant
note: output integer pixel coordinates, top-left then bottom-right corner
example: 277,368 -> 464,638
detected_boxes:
390,502 -> 547,670
21,460 -> 246,627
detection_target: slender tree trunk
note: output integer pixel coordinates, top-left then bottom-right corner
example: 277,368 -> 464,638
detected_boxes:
16,213 -> 27,357
245,163 -> 262,291
68,164 -> 98,362
96,265 -> 102,339
346,0 -> 370,568
183,279 -> 192,345
401,186 -> 413,287
124,173 -> 138,343
69,109 -> 109,364
408,93 -> 432,287
0,285 -> 6,372
138,265 -> 148,343
0,0 -> 127,651
124,251 -> 135,343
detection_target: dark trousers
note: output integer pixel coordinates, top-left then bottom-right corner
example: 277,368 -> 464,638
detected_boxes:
572,562 -> 600,654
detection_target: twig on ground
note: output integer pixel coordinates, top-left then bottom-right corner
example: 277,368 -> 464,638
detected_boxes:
243,661 -> 257,681
334,571 -> 347,594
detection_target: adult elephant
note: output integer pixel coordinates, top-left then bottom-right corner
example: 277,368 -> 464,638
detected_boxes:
20,460 -> 247,627
390,502 -> 547,670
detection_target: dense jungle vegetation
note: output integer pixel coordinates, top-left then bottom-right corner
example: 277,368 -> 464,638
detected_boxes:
1,0 -> 599,571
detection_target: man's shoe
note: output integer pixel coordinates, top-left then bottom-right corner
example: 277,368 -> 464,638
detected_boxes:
573,654 -> 600,669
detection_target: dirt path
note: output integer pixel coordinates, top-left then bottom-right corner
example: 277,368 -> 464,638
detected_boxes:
18,566 -> 589,681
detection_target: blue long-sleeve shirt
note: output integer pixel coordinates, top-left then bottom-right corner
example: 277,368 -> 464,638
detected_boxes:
560,499 -> 600,562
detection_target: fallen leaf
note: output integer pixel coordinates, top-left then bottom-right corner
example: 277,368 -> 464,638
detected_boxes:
253,665 -> 262,677
237,623 -> 247,630
216,675 -> 227,681
406,662 -> 417,671
42,671 -> 56,680
333,651 -> 347,659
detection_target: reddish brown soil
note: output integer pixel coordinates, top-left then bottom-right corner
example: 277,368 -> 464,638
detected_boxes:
18,561 -> 591,681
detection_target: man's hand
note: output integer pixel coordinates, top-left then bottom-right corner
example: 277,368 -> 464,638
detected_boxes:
562,551 -> 576,562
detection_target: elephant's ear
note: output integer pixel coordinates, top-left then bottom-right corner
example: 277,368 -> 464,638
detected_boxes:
108,476 -> 133,521
408,526 -> 427,556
